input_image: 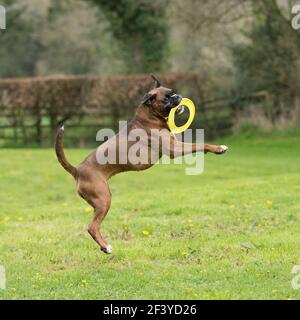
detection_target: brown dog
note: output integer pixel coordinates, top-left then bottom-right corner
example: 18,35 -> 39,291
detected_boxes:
55,75 -> 228,254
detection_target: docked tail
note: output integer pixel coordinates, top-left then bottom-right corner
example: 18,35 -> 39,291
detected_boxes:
55,126 -> 77,178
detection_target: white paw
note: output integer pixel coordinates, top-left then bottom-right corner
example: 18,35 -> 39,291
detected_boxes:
105,245 -> 113,254
220,145 -> 228,152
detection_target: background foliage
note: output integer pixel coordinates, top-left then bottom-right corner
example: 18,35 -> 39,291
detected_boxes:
0,0 -> 300,143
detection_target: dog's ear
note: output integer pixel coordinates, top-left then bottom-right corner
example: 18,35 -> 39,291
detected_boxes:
151,74 -> 161,88
141,92 -> 157,106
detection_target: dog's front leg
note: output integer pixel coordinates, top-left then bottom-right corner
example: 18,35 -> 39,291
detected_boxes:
203,143 -> 228,154
167,138 -> 228,158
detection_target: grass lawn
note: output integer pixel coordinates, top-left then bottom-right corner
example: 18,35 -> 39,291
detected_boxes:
0,134 -> 300,300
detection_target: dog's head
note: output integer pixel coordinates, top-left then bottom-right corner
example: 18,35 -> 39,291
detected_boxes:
140,75 -> 183,118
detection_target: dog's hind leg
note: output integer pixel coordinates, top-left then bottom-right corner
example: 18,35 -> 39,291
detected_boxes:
78,179 -> 112,254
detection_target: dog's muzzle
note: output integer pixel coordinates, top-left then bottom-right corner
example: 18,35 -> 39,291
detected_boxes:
164,94 -> 183,116
170,94 -> 185,115
170,94 -> 182,107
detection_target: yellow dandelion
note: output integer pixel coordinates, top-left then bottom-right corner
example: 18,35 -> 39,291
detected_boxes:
36,273 -> 45,281
229,204 -> 235,209
80,280 -> 88,286
85,207 -> 93,213
182,251 -> 189,256
63,202 -> 69,207
142,230 -> 149,236
189,224 -> 194,228
11,288 -> 16,292
17,217 -> 24,222
266,200 -> 273,206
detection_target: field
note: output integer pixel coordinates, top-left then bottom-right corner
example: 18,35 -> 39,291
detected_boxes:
0,134 -> 300,300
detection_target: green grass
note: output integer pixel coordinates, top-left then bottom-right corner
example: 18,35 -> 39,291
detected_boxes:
0,135 -> 300,300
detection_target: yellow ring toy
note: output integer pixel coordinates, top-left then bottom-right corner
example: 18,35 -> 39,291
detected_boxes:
167,98 -> 196,134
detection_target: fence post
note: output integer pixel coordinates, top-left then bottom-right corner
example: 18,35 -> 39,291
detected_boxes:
16,106 -> 28,145
49,111 -> 57,146
35,104 -> 42,145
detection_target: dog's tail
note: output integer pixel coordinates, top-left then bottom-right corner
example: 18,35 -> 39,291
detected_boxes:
55,125 -> 77,178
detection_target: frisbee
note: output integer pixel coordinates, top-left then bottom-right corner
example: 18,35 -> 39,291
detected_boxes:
167,98 -> 196,134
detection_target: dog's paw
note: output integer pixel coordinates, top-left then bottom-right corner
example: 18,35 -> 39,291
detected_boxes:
102,245 -> 113,254
215,145 -> 228,154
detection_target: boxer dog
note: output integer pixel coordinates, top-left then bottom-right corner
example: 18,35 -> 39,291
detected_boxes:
55,75 -> 228,254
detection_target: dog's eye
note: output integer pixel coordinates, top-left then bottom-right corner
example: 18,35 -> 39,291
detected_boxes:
164,95 -> 170,101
